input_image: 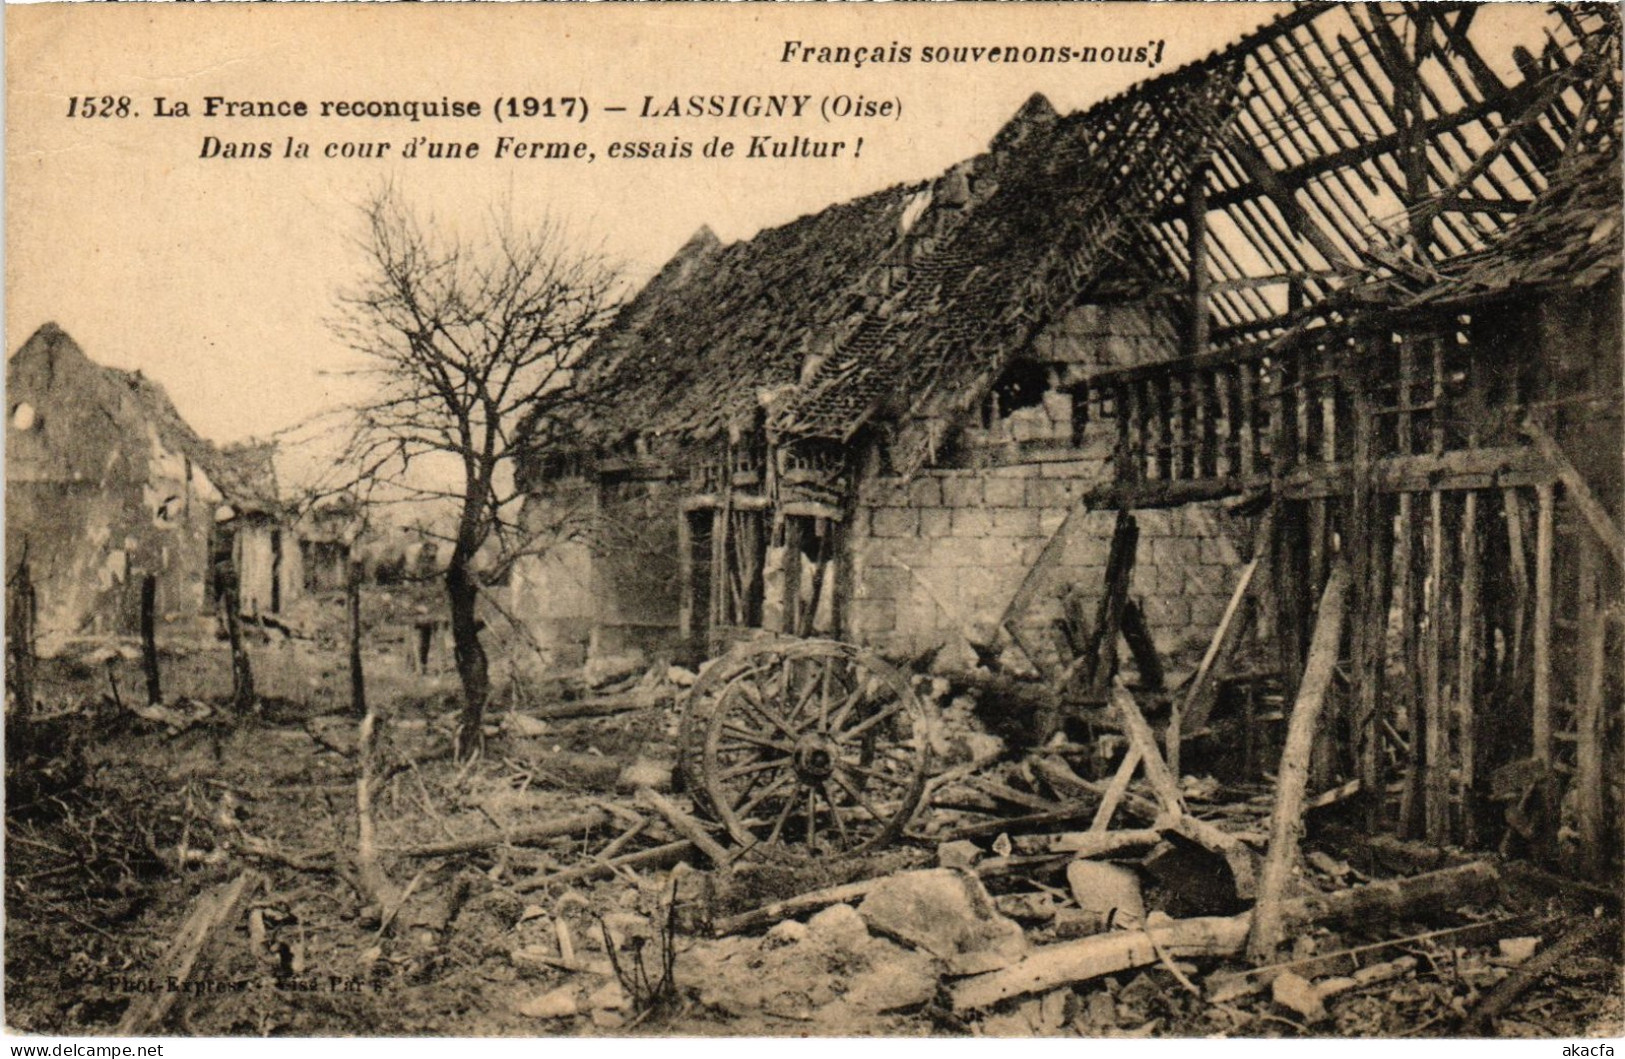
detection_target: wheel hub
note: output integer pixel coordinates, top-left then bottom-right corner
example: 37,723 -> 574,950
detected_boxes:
792,734 -> 837,783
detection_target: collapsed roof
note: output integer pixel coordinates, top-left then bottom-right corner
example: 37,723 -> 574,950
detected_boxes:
567,3 -> 1621,476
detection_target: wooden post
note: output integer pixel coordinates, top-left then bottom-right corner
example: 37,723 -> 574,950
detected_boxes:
6,561 -> 36,717
1424,489 -> 1449,844
140,574 -> 162,707
1574,532 -> 1607,880
1248,559 -> 1350,965
1395,492 -> 1421,836
781,516 -> 802,638
223,588 -> 256,713
1457,491 -> 1481,846
1532,483 -> 1554,764
348,557 -> 366,719
1187,162 -> 1211,359
1085,512 -> 1139,698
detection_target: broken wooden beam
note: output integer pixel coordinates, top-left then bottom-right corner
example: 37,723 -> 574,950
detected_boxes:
1247,558 -> 1350,964
115,871 -> 260,1035
514,839 -> 695,893
636,786 -> 733,869
952,861 -> 1498,1011
1523,421 -> 1624,569
392,809 -> 613,858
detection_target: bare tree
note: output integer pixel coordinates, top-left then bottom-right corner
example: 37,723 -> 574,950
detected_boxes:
332,189 -> 619,759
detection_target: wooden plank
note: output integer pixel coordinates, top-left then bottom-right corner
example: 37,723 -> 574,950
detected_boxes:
1502,487 -> 1532,677
1532,483 -> 1555,763
1247,559 -> 1351,964
999,502 -> 1091,631
1088,744 -> 1145,833
1181,512 -> 1272,736
1524,421 -> 1625,569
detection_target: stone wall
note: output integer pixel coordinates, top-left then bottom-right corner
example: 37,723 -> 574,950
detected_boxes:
848,469 -> 1249,676
848,393 -> 1250,679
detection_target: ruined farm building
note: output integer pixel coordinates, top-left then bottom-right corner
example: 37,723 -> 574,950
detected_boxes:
515,5 -> 1622,875
6,324 -> 302,647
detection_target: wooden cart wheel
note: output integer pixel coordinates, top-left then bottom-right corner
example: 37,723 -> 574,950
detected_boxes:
700,639 -> 931,859
675,635 -> 798,809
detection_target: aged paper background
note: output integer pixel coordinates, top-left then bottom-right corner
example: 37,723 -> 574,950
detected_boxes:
6,1 -> 1620,1049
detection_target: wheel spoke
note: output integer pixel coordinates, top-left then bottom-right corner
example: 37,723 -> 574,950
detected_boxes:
765,787 -> 800,845
805,786 -> 819,847
718,756 -> 788,782
821,783 -> 853,848
827,683 -> 869,732
831,771 -> 889,825
839,759 -> 909,789
718,723 -> 795,754
733,683 -> 803,741
836,701 -> 905,743
734,773 -> 794,820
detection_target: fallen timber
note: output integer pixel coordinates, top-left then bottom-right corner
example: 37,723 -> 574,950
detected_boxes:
950,861 -> 1500,1011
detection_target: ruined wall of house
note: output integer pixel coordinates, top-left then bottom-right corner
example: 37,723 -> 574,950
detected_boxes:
847,301 -> 1250,674
510,473 -> 684,668
8,366 -> 224,645
591,476 -> 684,659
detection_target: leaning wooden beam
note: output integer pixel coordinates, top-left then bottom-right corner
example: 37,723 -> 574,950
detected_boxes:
1110,685 -> 1185,814
1524,421 -> 1625,569
1464,917 -> 1616,1034
116,871 -> 260,1035
1085,513 -> 1140,697
1247,558 -> 1351,964
1088,745 -> 1145,834
952,861 -> 1498,1011
1180,518 -> 1270,736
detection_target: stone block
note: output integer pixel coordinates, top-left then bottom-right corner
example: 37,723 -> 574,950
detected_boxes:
1038,509 -> 1068,537
942,477 -> 984,508
1142,596 -> 1189,629
1151,537 -> 1203,567
871,507 -> 919,539
989,508 -> 1041,537
920,507 -> 953,538
862,476 -> 909,506
855,565 -> 912,602
1063,534 -> 1112,568
1135,509 -> 1173,536
852,599 -> 897,636
1152,565 -> 1187,595
1040,458 -> 1098,478
952,508 -> 995,538
907,476 -> 943,508
1026,478 -> 1079,508
1199,537 -> 1239,564
982,476 -> 1027,507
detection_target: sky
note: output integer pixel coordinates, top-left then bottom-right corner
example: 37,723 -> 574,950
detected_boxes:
6,2 -> 1285,454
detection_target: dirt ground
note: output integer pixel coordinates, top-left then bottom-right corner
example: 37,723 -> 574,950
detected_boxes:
5,591 -> 1622,1038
